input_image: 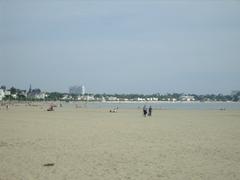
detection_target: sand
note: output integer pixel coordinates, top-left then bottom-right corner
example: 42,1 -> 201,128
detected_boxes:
0,105 -> 240,180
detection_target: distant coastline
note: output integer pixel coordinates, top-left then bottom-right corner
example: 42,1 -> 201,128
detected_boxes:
1,85 -> 240,102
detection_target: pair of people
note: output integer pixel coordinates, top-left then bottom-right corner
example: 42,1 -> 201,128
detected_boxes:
143,105 -> 152,117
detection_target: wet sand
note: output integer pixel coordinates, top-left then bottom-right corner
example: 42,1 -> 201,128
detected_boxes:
0,105 -> 240,180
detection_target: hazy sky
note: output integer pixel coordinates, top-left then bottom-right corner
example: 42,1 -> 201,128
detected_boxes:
1,0 -> 240,94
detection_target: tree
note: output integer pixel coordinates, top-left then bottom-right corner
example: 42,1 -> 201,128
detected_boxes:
10,87 -> 17,94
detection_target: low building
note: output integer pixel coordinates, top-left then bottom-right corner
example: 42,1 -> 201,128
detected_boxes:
172,98 -> 177,102
34,92 -> 47,100
107,96 -> 119,101
133,97 -> 145,101
180,95 -> 195,101
78,95 -> 95,101
146,97 -> 159,101
61,95 -> 72,101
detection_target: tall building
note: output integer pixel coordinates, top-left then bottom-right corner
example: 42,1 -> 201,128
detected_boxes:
69,85 -> 85,95
81,85 -> 85,95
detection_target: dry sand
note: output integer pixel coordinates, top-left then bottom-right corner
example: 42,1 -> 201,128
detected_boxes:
0,105 -> 240,180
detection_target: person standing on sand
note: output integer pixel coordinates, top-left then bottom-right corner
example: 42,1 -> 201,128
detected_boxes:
148,106 -> 152,116
143,105 -> 147,117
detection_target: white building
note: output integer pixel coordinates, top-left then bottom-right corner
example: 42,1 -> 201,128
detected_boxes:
78,95 -> 95,101
81,85 -> 85,95
107,96 -> 119,101
180,95 -> 195,101
4,90 -> 11,96
134,97 -> 145,101
61,95 -> 72,100
34,92 -> 47,100
0,89 -> 5,101
146,97 -> 159,101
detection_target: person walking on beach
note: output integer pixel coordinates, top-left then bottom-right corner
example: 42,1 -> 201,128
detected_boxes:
143,105 -> 147,117
148,106 -> 152,116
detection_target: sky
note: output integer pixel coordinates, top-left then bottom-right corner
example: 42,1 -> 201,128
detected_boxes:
1,0 -> 240,94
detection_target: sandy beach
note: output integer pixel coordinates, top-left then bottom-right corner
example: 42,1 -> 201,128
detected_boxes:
0,105 -> 240,180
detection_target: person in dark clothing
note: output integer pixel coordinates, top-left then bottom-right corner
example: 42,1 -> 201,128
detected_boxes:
148,106 -> 152,116
143,105 -> 147,117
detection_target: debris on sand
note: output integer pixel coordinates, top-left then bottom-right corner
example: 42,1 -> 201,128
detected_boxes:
43,163 -> 55,167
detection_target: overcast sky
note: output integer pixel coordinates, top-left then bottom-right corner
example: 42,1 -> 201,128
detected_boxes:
1,0 -> 240,94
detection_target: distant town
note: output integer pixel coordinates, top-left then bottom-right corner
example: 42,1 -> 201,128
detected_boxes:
0,85 -> 240,102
